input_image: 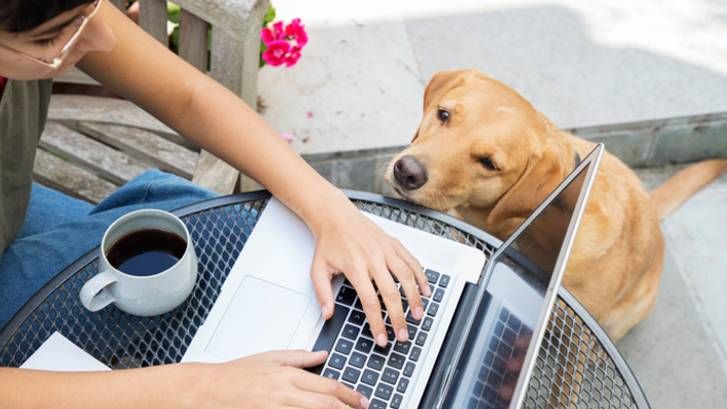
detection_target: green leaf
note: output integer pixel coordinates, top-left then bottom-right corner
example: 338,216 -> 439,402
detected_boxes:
262,5 -> 276,27
167,2 -> 181,24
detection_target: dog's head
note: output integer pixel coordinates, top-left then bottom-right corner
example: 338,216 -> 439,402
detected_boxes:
385,69 -> 572,225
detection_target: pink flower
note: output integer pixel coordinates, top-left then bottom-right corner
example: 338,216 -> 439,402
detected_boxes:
260,17 -> 308,68
285,18 -> 308,47
284,46 -> 302,67
261,40 -> 291,67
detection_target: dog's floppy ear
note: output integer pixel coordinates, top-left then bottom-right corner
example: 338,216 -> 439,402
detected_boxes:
487,146 -> 566,226
423,70 -> 466,111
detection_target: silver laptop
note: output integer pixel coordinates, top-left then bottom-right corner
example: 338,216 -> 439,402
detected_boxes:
184,144 -> 604,409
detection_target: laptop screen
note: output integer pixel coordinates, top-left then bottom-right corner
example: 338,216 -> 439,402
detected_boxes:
441,148 -> 599,409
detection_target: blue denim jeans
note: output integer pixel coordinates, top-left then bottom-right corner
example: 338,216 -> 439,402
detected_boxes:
0,170 -> 216,329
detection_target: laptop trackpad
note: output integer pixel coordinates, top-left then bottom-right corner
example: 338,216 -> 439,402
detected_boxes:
204,275 -> 311,361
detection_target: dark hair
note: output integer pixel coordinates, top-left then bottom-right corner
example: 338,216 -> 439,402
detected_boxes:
0,0 -> 94,33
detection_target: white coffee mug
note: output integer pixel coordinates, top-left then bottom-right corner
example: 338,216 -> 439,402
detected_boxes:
79,209 -> 198,316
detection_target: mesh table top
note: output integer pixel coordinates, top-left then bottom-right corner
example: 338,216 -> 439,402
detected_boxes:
0,191 -> 649,408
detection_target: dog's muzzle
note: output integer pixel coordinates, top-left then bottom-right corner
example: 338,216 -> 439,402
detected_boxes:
393,155 -> 428,190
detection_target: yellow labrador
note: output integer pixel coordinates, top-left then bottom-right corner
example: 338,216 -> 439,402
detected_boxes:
385,69 -> 727,341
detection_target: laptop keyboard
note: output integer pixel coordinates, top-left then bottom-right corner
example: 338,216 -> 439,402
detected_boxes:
311,269 -> 451,409
467,307 -> 532,409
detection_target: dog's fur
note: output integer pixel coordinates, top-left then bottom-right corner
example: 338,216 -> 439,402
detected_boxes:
385,69 -> 727,341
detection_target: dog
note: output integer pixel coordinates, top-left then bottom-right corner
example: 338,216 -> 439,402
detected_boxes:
385,69 -> 727,341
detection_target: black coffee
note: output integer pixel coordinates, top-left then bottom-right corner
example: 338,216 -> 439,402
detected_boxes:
106,229 -> 187,276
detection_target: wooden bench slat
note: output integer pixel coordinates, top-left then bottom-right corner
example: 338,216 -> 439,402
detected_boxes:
139,0 -> 169,45
78,122 -> 198,180
179,11 -> 209,72
34,149 -> 117,204
40,122 -> 148,185
48,95 -> 199,150
192,151 -> 240,194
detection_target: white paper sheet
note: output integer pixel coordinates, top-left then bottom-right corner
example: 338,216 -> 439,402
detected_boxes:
20,332 -> 110,372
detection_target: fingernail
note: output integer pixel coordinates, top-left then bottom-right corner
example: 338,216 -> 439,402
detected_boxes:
424,286 -> 432,296
376,333 -> 388,347
398,328 -> 409,341
321,304 -> 330,318
414,307 -> 424,320
360,396 -> 370,409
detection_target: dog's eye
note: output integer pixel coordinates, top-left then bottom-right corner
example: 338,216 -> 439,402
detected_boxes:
437,107 -> 450,123
479,157 -> 498,171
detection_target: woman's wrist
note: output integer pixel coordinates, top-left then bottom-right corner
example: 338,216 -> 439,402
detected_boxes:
297,185 -> 352,237
168,363 -> 212,409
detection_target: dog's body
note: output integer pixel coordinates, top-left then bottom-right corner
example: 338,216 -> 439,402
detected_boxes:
386,69 -> 727,340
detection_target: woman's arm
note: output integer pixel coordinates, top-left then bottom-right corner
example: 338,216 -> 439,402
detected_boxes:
0,350 -> 365,409
77,2 -> 430,346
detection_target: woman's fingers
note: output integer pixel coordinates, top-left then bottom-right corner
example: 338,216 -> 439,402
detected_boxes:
258,349 -> 328,369
371,259 -> 408,342
292,369 -> 368,409
349,269 -> 388,347
387,251 -> 424,325
310,252 -> 335,319
393,240 -> 430,297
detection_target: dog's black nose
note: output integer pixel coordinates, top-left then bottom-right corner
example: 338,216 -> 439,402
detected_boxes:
393,155 -> 428,190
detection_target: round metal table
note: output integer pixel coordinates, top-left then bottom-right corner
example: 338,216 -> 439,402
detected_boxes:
0,191 -> 649,408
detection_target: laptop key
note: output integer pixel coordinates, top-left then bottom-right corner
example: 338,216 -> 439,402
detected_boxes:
433,288 -> 445,302
403,362 -> 415,377
393,341 -> 411,355
349,352 -> 366,368
425,269 -> 440,284
415,331 -> 427,346
367,354 -> 386,370
355,338 -> 374,353
342,367 -> 361,384
362,324 -> 373,338
388,352 -> 406,369
385,325 -> 396,341
310,304 -> 350,374
343,382 -> 355,389
407,324 -> 417,340
349,309 -> 366,325
322,368 -> 340,380
422,317 -> 433,332
397,377 -> 409,393
439,274 -> 450,288
382,367 -> 400,385
427,302 -> 439,317
336,286 -> 357,306
335,339 -> 353,355
361,369 -> 379,386
329,353 -> 346,370
342,324 -> 360,340
406,312 -> 421,325
374,342 -> 392,356
410,346 -> 422,362
391,394 -> 403,409
356,384 -> 373,399
370,399 -> 387,409
375,383 -> 394,401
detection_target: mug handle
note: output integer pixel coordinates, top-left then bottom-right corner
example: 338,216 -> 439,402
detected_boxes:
79,271 -> 117,312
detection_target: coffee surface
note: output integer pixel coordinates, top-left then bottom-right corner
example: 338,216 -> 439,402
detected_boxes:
106,229 -> 187,276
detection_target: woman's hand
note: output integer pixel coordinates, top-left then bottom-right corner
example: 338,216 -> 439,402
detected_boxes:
191,350 -> 368,409
306,192 -> 431,347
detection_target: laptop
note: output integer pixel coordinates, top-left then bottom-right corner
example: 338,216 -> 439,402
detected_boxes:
184,144 -> 604,409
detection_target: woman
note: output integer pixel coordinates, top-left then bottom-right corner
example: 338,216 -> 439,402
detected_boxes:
0,1 -> 430,407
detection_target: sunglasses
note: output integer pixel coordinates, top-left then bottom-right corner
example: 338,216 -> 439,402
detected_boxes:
0,0 -> 101,70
